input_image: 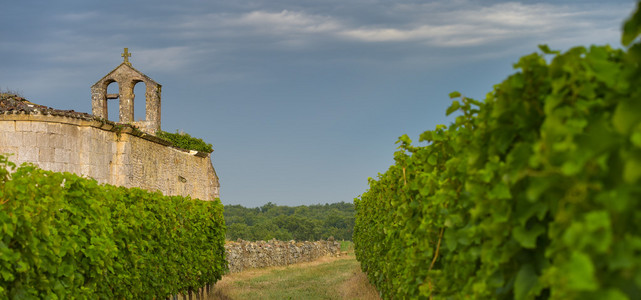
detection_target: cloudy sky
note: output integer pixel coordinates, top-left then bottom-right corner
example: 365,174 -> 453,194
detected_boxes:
1,0 -> 636,207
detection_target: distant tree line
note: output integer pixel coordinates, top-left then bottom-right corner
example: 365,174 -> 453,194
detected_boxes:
224,202 -> 355,241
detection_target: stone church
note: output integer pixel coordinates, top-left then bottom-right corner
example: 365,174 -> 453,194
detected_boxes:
0,48 -> 220,201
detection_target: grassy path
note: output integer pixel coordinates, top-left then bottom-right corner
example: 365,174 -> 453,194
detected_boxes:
208,253 -> 380,300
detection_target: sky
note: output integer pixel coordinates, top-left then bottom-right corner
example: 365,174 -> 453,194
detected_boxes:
0,0 -> 636,207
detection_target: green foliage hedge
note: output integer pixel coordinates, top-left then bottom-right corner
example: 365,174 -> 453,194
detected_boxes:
157,130 -> 213,153
354,5 -> 641,300
224,202 -> 355,241
0,155 -> 226,299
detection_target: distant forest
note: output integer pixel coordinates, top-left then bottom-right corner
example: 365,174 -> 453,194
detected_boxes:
224,202 -> 355,241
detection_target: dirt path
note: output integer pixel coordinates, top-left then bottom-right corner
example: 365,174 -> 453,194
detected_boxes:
209,253 -> 380,300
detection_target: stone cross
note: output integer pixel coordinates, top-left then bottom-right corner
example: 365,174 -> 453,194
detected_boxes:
121,48 -> 131,65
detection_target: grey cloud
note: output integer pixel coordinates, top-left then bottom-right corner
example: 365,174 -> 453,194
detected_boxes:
1,0 -> 633,94
160,1 -> 630,54
338,1 -> 628,47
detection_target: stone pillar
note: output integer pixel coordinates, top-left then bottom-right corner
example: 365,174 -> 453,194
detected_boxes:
119,81 -> 135,123
146,84 -> 161,132
91,84 -> 107,119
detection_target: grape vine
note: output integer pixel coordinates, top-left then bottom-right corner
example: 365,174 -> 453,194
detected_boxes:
354,3 -> 641,299
0,157 -> 226,299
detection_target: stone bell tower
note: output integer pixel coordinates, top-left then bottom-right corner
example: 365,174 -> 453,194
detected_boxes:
91,48 -> 162,134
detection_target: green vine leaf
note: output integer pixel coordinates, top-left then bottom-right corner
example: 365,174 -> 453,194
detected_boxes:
514,264 -> 538,300
538,44 -> 560,55
512,224 -> 545,249
622,1 -> 641,46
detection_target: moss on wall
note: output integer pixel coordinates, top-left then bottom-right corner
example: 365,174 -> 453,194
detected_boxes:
156,130 -> 213,153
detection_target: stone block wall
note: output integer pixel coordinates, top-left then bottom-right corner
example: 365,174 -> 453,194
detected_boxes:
0,113 -> 220,201
225,239 -> 342,273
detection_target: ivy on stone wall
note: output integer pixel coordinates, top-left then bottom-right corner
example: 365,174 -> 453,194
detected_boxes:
157,130 -> 214,153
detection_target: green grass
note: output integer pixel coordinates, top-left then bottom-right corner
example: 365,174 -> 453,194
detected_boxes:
240,260 -> 352,299
210,253 -> 379,300
339,240 -> 354,252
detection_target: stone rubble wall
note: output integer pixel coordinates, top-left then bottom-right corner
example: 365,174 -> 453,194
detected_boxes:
224,238 -> 342,273
0,113 -> 220,201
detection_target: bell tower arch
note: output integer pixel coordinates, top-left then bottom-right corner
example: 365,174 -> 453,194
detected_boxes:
91,48 -> 162,134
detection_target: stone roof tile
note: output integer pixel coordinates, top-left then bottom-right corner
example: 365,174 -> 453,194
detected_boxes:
0,93 -> 95,120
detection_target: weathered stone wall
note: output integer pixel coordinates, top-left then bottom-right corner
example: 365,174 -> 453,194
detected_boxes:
0,113 -> 220,201
225,239 -> 342,273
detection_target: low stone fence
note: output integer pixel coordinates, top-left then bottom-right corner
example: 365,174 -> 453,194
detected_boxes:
225,238 -> 342,273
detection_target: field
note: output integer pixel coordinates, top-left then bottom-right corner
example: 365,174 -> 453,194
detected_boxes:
209,251 -> 379,300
